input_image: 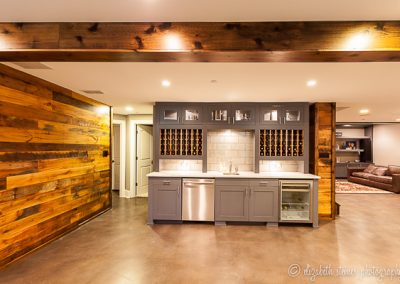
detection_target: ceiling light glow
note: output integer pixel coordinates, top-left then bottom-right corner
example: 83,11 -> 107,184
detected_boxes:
161,80 -> 171,87
125,106 -> 134,112
164,34 -> 183,51
345,31 -> 372,50
396,118 -> 400,122
307,80 -> 317,87
359,109 -> 370,115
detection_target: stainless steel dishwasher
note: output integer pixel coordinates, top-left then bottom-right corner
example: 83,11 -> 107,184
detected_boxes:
182,179 -> 215,221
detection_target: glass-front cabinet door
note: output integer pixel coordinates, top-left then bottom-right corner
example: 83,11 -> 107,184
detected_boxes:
283,107 -> 303,125
159,106 -> 181,125
259,106 -> 281,125
233,105 -> 256,125
206,104 -> 229,124
182,105 -> 203,124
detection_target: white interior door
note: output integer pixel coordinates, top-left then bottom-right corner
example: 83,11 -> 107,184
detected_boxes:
112,124 -> 121,190
136,125 -> 153,197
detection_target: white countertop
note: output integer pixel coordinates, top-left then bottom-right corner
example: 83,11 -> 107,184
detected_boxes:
147,171 -> 320,179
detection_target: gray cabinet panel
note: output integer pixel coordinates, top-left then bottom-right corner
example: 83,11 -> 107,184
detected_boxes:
215,183 -> 249,221
335,163 -> 347,178
150,178 -> 182,220
249,187 -> 278,222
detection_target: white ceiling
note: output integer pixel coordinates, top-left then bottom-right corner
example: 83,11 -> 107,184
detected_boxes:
5,62 -> 400,123
0,0 -> 399,22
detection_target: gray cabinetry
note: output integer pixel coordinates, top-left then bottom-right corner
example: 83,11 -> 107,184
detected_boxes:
215,179 -> 249,221
335,163 -> 348,178
259,103 -> 305,126
249,180 -> 279,222
158,103 -> 203,125
149,178 -> 182,222
205,103 -> 256,126
215,178 -> 279,223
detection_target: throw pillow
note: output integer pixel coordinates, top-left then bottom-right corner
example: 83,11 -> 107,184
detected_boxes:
364,164 -> 377,174
372,167 -> 388,176
388,165 -> 400,176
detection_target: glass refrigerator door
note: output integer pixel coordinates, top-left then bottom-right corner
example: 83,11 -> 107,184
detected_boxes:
281,189 -> 311,221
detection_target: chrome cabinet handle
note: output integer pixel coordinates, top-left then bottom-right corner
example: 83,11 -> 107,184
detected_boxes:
163,180 -> 171,185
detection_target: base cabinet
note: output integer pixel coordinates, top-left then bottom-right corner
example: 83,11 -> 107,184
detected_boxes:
249,180 -> 279,222
150,178 -> 181,221
215,179 -> 279,222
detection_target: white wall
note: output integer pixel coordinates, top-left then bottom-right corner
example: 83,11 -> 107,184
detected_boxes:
373,124 -> 400,166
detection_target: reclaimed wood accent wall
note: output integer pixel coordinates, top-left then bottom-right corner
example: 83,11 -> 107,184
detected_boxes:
309,103 -> 336,219
0,64 -> 111,267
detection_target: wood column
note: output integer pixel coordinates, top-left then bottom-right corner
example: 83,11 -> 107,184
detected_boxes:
309,103 -> 336,219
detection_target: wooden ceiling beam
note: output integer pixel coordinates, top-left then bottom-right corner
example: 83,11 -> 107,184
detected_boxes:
0,22 -> 399,62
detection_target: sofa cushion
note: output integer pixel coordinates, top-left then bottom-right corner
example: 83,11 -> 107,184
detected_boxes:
368,175 -> 393,185
388,165 -> 400,176
353,172 -> 374,179
372,167 -> 388,176
364,164 -> 377,174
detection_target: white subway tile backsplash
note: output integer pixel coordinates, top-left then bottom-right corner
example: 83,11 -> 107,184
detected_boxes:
259,160 -> 305,173
207,130 -> 255,172
159,159 -> 202,172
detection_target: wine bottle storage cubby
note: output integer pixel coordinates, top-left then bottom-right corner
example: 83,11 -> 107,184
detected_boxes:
160,128 -> 203,157
259,129 -> 304,157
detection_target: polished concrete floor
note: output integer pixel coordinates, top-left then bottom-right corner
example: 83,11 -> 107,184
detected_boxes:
1,192 -> 400,284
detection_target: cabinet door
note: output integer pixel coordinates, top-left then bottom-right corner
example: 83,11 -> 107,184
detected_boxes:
152,178 -> 182,220
159,105 -> 182,125
282,105 -> 304,126
215,179 -> 249,221
249,180 -> 279,222
259,105 -> 282,125
205,104 -> 231,125
232,104 -> 256,126
182,105 -> 203,125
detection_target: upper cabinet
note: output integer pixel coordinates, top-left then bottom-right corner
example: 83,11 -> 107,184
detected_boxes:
156,102 -> 307,127
206,104 -> 256,126
158,104 -> 203,125
259,103 -> 305,126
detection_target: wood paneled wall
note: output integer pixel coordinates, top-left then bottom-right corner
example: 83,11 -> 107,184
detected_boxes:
0,64 -> 111,267
309,103 -> 336,219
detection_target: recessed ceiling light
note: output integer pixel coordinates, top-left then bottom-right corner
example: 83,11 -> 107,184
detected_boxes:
359,109 -> 370,115
125,106 -> 134,112
307,80 -> 317,87
161,80 -> 171,87
343,124 -> 352,127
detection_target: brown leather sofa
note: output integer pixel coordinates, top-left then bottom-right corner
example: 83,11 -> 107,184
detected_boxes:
347,164 -> 400,193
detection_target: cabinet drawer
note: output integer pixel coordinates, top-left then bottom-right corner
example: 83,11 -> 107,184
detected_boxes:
215,178 -> 250,186
150,178 -> 181,189
250,179 -> 279,188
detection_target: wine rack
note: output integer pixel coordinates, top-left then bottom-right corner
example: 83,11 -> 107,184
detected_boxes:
160,129 -> 203,157
259,129 -> 304,157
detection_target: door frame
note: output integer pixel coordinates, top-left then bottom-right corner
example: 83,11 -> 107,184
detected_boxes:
134,121 -> 153,197
112,119 -> 126,198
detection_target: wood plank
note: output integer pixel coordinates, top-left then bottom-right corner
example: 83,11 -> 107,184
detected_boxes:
0,126 -> 109,145
0,161 -> 38,178
6,165 -> 95,190
0,151 -> 88,162
0,142 -> 103,152
0,22 -> 399,62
